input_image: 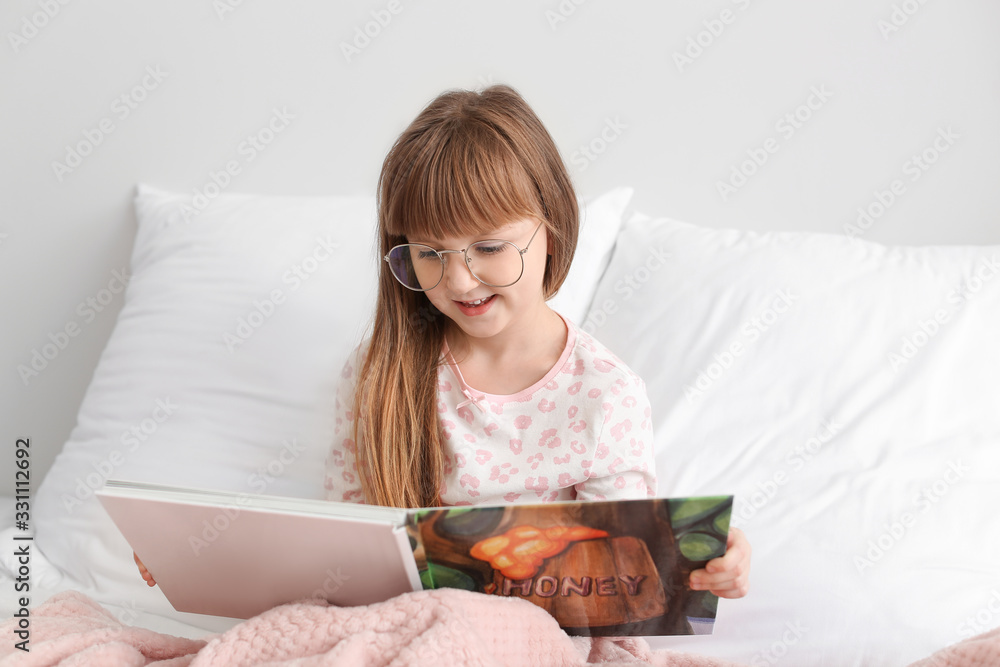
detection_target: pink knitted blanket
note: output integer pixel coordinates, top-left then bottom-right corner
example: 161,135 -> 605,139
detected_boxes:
2,589 -> 998,666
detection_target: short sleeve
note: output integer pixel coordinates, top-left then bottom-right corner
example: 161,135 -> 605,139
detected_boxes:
323,345 -> 367,504
574,373 -> 657,502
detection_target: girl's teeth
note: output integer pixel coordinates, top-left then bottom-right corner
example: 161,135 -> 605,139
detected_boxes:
464,297 -> 488,306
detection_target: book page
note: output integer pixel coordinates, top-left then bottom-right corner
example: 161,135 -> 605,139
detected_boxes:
406,496 -> 733,637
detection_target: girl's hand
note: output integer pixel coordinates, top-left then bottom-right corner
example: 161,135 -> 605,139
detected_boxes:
134,551 -> 157,587
688,527 -> 751,598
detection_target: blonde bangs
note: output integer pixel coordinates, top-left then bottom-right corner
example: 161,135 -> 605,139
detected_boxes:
382,122 -> 546,243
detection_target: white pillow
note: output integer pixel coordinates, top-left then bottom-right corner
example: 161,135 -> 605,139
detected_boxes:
15,184 -> 631,624
26,185 -> 379,624
586,214 -> 1000,664
548,186 -> 633,324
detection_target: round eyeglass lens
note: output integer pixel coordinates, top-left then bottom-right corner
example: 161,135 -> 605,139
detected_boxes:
386,244 -> 443,291
466,241 -> 523,287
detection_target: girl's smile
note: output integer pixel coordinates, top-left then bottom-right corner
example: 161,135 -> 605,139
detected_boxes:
454,293 -> 497,316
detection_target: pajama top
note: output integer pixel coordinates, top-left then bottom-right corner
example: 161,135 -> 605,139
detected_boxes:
323,314 -> 657,506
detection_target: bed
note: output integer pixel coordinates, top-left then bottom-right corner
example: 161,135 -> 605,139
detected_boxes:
1,184 -> 998,665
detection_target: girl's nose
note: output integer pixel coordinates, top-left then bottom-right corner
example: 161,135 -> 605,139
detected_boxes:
442,252 -> 480,293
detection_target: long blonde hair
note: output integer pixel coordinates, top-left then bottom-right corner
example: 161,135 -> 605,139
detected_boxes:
353,85 -> 579,508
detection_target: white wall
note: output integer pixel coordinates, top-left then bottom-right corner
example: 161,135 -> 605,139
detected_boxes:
3,0 -> 999,486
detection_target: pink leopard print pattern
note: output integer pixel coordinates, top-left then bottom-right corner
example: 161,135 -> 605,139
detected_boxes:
324,315 -> 657,506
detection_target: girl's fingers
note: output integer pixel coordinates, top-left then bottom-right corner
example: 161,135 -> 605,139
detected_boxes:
712,581 -> 749,599
688,528 -> 750,597
690,568 -> 749,597
134,552 -> 157,585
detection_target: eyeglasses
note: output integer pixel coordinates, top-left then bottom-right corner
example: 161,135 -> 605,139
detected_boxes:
384,221 -> 545,292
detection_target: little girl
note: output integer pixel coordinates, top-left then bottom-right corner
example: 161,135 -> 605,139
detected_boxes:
323,84 -> 750,598
325,87 -> 651,510
139,85 -> 749,599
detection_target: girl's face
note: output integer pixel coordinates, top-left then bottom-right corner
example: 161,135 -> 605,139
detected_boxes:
407,217 -> 551,343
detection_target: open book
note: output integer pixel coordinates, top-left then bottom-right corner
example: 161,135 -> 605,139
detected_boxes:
97,480 -> 733,637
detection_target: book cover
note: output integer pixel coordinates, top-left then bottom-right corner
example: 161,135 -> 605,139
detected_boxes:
404,495 -> 733,636
97,480 -> 424,619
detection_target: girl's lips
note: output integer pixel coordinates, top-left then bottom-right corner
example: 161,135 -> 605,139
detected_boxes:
454,294 -> 497,316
